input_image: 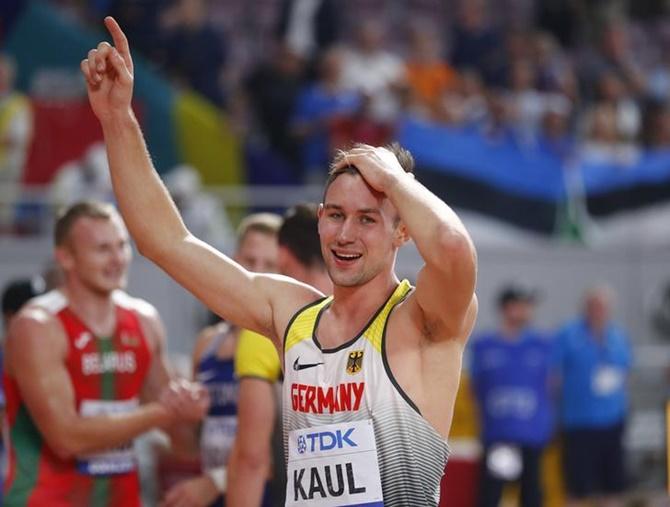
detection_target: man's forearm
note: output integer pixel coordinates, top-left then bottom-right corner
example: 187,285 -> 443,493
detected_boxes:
51,401 -> 172,459
386,173 -> 474,268
100,112 -> 188,260
226,444 -> 270,507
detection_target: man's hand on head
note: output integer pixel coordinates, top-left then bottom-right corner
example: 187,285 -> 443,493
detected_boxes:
333,145 -> 412,194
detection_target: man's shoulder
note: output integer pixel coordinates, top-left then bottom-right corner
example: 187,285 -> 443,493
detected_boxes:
6,296 -> 69,371
26,289 -> 68,315
112,290 -> 158,319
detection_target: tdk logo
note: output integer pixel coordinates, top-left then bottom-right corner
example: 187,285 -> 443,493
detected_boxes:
297,428 -> 357,454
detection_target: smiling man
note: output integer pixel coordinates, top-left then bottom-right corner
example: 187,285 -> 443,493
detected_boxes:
81,17 -> 478,506
3,201 -> 208,507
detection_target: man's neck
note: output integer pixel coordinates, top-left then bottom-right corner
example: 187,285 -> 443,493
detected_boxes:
308,269 -> 333,296
62,282 -> 117,336
330,274 -> 399,320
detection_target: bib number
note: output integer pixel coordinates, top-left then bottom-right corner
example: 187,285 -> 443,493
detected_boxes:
286,419 -> 384,506
77,399 -> 138,475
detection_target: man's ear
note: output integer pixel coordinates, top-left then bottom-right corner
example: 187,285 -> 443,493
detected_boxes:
54,245 -> 73,272
393,221 -> 410,247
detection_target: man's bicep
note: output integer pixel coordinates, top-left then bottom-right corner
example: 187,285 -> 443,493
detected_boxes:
7,317 -> 77,445
159,236 -> 289,338
414,261 -> 477,338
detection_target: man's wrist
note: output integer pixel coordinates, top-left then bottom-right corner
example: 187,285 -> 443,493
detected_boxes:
100,109 -> 137,135
385,170 -> 414,199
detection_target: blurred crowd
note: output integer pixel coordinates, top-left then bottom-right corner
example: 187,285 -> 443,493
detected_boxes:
29,0 -> 670,182
1,0 -> 670,237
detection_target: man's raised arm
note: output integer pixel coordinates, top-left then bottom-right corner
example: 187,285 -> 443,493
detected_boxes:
337,146 -> 477,339
80,17 -> 294,337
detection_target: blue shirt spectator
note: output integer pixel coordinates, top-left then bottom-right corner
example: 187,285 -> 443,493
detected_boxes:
470,283 -> 553,507
554,286 -> 632,501
291,48 -> 361,180
471,328 -> 555,446
554,316 -> 632,428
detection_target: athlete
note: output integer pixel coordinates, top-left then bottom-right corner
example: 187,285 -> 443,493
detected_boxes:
83,18 -> 477,506
162,213 -> 281,507
3,201 -> 209,507
227,203 -> 332,507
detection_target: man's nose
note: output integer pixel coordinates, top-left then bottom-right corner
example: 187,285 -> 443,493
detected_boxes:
336,218 -> 356,243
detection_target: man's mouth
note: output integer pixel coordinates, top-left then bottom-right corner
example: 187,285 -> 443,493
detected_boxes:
332,250 -> 362,262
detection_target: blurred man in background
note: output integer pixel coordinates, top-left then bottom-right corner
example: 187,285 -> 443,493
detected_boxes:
470,284 -> 554,507
227,204 -> 331,507
277,203 -> 332,295
162,212 -> 281,507
554,286 -> 632,507
3,201 -> 208,507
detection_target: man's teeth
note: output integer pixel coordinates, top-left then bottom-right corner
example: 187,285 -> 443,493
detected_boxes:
334,252 -> 362,260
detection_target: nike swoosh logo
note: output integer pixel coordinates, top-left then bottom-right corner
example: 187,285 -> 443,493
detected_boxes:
293,357 -> 324,371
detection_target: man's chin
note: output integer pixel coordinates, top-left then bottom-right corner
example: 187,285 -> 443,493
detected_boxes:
329,271 -> 365,288
88,279 -> 126,295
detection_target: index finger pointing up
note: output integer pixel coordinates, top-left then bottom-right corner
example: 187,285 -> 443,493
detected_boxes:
104,16 -> 133,73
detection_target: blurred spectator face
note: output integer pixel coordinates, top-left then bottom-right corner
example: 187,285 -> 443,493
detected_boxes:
276,44 -> 304,76
601,21 -> 629,62
597,72 -> 626,102
509,59 -> 536,91
320,48 -> 344,83
533,32 -> 557,65
586,105 -> 619,143
584,288 -> 613,332
356,20 -> 385,53
458,0 -> 487,30
407,23 -> 441,63
501,300 -> 534,330
542,108 -> 569,140
179,0 -> 206,27
506,31 -> 530,63
235,230 -> 278,274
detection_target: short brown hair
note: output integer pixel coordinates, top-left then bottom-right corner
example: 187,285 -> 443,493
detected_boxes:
54,201 -> 118,246
236,212 -> 282,245
278,203 -> 323,269
323,142 -> 415,199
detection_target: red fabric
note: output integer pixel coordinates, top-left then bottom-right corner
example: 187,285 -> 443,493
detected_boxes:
439,459 -> 480,507
22,99 -> 104,185
21,99 -> 142,185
